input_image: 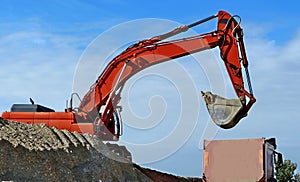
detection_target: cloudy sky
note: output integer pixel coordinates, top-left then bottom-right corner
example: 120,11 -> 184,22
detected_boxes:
0,0 -> 299,177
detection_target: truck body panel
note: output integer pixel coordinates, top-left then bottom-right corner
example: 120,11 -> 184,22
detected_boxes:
203,138 -> 274,182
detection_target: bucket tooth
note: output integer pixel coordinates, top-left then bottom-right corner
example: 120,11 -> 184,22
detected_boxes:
201,91 -> 245,129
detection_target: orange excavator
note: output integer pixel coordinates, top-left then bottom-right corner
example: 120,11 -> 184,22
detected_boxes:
2,10 -> 256,141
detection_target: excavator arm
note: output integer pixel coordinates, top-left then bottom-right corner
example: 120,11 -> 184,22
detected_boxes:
77,10 -> 256,138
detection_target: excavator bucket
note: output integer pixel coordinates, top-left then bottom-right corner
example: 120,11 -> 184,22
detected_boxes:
201,91 -> 246,129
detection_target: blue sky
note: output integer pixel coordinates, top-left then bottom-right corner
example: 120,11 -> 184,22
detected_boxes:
1,0 -> 300,178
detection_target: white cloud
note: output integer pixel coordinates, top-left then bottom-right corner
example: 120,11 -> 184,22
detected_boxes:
0,27 -> 87,111
216,26 -> 300,170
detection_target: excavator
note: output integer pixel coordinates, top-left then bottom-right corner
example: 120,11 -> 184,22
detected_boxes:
2,10 -> 256,141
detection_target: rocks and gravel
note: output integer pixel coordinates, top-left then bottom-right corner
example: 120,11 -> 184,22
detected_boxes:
0,118 -> 201,182
0,118 -> 150,181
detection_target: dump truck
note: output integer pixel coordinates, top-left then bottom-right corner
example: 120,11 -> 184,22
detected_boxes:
202,138 -> 283,182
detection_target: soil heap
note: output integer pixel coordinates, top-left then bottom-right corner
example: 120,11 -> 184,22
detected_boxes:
0,118 -> 201,182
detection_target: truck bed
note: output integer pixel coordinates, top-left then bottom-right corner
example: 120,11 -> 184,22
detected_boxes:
203,138 -> 265,182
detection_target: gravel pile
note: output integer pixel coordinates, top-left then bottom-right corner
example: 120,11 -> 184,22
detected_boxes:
0,118 -> 150,181
0,118 -> 202,182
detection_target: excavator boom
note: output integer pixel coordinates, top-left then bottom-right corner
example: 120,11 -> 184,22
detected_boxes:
78,10 -> 255,133
2,10 -> 255,140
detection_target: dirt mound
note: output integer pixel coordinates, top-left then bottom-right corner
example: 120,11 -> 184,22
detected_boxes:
0,118 -> 201,181
134,164 -> 202,182
0,118 -> 149,181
